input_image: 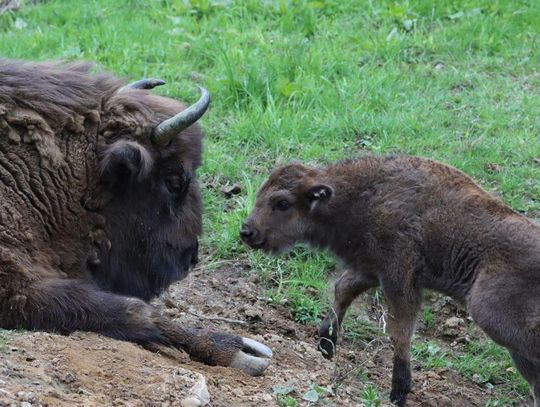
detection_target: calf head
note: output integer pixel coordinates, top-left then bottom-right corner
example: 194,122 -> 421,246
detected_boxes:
86,84 -> 209,300
241,163 -> 333,254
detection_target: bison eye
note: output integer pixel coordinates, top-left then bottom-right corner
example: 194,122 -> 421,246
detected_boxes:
275,200 -> 291,211
164,173 -> 189,195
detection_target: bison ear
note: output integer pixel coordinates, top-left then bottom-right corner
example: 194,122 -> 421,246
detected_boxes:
99,140 -> 154,192
306,184 -> 333,211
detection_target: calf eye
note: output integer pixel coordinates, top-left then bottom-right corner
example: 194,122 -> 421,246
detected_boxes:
275,200 -> 290,211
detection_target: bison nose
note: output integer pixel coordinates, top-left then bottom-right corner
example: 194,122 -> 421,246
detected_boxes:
240,224 -> 254,240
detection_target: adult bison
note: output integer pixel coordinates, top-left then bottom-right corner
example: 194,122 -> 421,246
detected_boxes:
0,59 -> 271,376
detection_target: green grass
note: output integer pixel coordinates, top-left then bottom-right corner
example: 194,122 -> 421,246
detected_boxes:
412,339 -> 530,405
1,0 -> 538,404
0,329 -> 9,353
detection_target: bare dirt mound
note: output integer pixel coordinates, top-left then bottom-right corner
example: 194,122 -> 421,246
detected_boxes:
0,263 -> 499,406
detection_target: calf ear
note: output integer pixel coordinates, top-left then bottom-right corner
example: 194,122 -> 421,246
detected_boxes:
99,140 -> 154,191
306,184 -> 333,211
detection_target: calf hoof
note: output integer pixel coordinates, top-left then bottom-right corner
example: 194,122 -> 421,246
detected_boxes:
318,319 -> 338,359
229,337 -> 273,376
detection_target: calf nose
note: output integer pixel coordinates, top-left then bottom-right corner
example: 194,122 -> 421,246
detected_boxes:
240,224 -> 254,240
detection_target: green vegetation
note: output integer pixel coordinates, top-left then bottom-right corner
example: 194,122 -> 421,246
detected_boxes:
360,384 -> 382,407
0,329 -> 9,353
421,307 -> 436,330
0,0 -> 538,404
413,339 -> 530,404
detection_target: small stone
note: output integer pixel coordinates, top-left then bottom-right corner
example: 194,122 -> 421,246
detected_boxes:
62,372 -> 75,384
262,394 -> 273,402
220,184 -> 241,198
242,305 -> 262,321
16,391 -> 35,402
181,397 -> 202,407
189,72 -> 203,82
484,163 -> 502,173
441,316 -> 465,338
444,317 -> 464,328
181,373 -> 210,407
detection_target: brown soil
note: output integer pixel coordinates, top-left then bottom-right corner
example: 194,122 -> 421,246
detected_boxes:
0,262 -> 515,407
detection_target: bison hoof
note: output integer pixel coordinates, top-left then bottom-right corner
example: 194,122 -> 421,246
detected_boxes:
229,337 -> 273,376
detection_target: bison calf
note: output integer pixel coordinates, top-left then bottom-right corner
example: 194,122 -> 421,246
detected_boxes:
241,155 -> 540,405
0,59 -> 271,376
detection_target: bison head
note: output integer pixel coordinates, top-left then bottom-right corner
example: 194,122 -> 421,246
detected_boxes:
241,162 -> 333,254
86,82 -> 209,301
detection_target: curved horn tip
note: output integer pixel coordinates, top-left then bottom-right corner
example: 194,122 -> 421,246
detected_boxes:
151,85 -> 211,147
118,78 -> 166,92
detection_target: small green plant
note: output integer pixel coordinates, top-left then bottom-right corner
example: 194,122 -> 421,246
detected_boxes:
289,294 -> 321,324
360,384 -> 381,407
412,341 -> 451,369
276,394 -> 297,407
354,366 -> 370,383
273,383 -> 298,407
0,330 -> 9,353
422,307 -> 435,330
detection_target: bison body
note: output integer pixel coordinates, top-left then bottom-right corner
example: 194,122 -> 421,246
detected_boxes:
0,59 -> 271,376
241,155 -> 540,404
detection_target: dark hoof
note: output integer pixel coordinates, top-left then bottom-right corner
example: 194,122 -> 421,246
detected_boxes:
229,337 -> 273,376
318,320 -> 338,359
390,389 -> 409,407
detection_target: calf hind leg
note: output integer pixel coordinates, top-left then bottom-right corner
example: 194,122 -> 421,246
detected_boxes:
510,352 -> 540,407
469,273 -> 540,405
318,269 -> 378,358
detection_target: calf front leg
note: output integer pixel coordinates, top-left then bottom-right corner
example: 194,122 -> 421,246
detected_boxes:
318,269 -> 378,359
383,287 -> 422,407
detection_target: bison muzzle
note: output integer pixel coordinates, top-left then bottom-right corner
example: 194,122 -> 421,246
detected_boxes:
242,156 -> 540,405
0,59 -> 271,376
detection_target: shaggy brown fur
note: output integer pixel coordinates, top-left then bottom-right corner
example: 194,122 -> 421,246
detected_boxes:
241,155 -> 540,405
0,59 -> 271,376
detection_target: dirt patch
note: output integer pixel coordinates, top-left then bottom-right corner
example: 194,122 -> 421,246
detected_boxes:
0,263 -> 510,406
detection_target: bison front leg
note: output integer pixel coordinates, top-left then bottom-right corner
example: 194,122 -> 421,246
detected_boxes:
318,269 -> 378,359
5,278 -> 271,376
154,318 -> 272,375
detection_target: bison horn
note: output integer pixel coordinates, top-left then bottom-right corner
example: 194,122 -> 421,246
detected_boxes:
151,86 -> 210,147
118,78 -> 166,93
